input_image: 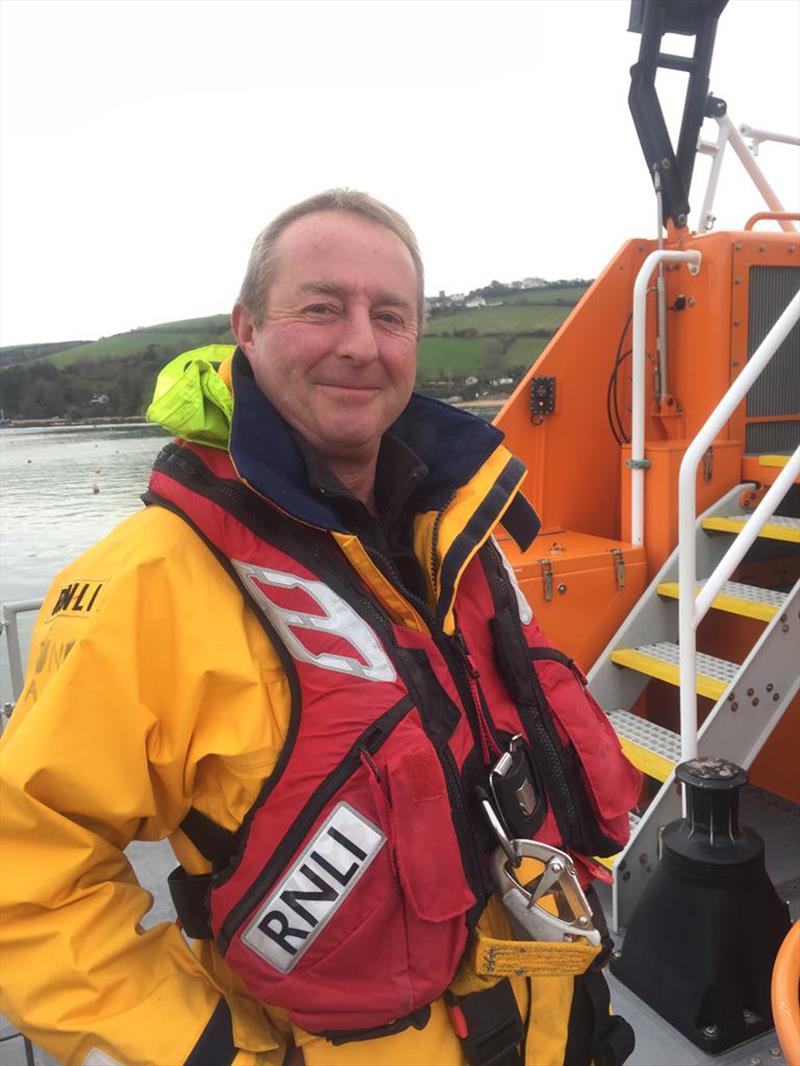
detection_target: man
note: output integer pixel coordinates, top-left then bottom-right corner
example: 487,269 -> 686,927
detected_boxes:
0,190 -> 639,1066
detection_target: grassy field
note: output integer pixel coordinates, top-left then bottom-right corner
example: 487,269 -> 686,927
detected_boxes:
425,303 -> 571,335
482,285 -> 587,306
503,336 -> 552,369
47,316 -> 233,366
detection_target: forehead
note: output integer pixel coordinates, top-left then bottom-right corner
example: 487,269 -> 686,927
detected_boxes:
270,211 -> 418,296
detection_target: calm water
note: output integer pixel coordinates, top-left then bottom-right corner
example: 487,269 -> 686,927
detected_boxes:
0,424 -> 169,703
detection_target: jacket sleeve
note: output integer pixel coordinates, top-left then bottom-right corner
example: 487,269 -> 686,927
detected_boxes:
0,510 -> 288,1065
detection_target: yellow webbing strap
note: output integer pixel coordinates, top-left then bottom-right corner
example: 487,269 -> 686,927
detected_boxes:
471,926 -> 601,979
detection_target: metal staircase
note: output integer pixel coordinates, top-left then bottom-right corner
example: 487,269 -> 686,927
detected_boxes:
588,482 -> 800,931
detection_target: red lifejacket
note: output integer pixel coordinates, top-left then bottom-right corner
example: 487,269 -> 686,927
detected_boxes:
147,440 -> 641,1037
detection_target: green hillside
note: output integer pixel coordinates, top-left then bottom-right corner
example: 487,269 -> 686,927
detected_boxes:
426,303 -> 570,335
47,315 -> 233,366
0,283 -> 589,419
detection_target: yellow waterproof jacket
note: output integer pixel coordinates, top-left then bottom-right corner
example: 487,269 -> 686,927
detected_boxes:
0,349 -> 605,1066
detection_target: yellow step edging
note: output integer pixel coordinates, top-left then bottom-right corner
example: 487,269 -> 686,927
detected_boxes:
610,647 -> 728,701
657,581 -> 780,622
702,515 -> 800,544
617,735 -> 675,783
758,454 -> 790,468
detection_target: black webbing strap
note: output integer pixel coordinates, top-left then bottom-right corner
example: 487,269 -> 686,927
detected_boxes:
583,888 -> 635,1066
446,979 -> 523,1066
499,492 -> 540,551
184,997 -> 237,1066
180,806 -> 239,867
168,865 -> 214,939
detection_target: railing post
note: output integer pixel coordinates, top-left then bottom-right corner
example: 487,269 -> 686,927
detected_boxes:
630,250 -> 702,546
1,599 -> 44,706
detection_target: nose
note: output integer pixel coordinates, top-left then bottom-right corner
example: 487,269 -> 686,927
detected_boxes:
333,307 -> 379,364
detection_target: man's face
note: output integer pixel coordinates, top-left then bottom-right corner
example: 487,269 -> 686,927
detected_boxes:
234,211 -> 419,468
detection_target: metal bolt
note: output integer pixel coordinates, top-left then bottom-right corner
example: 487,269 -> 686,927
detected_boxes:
773,693 -> 780,701
731,702 -> 738,712
702,1025 -> 719,1039
727,692 -> 735,701
733,319 -> 741,327
789,245 -> 796,253
752,697 -> 759,706
612,950 -> 622,960
577,915 -> 589,927
747,688 -> 754,696
735,242 -> 742,251
767,683 -> 774,692
770,1046 -> 783,1058
557,583 -> 567,595
749,1059 -> 762,1066
744,1009 -> 758,1024
783,624 -> 790,634
551,860 -> 563,874
759,244 -> 766,253
735,276 -> 742,284
661,158 -> 672,169
639,854 -> 649,865
688,296 -> 696,306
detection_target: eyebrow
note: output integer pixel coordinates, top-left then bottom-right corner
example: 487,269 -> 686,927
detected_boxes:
298,281 -> 414,312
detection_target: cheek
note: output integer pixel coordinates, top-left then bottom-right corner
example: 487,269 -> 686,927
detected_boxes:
382,340 -> 417,386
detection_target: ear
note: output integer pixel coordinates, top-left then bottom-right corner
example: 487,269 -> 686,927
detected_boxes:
231,303 -> 257,361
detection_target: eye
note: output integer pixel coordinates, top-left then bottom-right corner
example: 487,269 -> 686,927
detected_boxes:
374,310 -> 403,326
304,303 -> 336,317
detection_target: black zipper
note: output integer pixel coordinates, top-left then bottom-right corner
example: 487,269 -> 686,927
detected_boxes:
439,745 -> 489,903
218,695 -> 415,953
480,542 -> 586,845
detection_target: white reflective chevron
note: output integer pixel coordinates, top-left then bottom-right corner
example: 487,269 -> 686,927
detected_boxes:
234,562 -> 397,682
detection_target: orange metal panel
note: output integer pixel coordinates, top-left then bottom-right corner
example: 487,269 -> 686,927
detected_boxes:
619,438 -> 742,575
495,239 -> 656,540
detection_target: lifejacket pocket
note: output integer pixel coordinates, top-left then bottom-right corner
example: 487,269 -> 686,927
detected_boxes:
211,699 -> 476,1035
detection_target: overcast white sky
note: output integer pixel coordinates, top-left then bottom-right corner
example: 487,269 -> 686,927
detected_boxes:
1,0 -> 798,347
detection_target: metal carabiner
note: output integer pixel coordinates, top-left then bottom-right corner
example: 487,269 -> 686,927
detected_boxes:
479,791 -> 519,866
491,838 -> 601,947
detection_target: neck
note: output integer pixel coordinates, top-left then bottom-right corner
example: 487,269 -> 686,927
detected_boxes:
327,455 -> 378,514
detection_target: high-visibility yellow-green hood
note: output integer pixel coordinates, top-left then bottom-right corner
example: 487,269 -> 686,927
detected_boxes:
146,344 -> 236,449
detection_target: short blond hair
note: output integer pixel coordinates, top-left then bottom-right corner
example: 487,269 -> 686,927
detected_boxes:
237,188 -> 425,331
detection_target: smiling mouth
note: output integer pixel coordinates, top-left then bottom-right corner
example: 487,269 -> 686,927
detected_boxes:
316,383 -> 381,393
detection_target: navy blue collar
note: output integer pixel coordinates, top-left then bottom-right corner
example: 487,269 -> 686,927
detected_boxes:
229,347 -> 523,534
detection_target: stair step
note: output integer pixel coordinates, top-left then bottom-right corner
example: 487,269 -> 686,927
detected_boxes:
758,454 -> 792,468
657,579 -> 787,621
594,811 -> 642,870
702,513 -> 800,544
607,709 -> 680,781
610,641 -> 739,701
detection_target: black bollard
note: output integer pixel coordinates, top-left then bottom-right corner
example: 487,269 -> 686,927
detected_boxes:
610,757 -> 791,1053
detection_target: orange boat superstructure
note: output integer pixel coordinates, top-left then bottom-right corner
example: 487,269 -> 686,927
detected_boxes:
493,1 -> 799,944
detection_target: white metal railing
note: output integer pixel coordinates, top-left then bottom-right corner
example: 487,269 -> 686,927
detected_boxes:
630,250 -> 702,545
1,599 -> 42,712
677,288 -> 800,761
698,114 -> 800,234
